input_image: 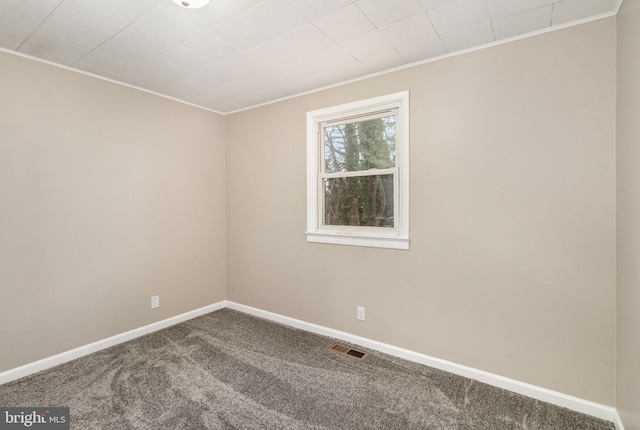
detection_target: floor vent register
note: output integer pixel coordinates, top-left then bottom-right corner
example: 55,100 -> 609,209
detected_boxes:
329,343 -> 368,360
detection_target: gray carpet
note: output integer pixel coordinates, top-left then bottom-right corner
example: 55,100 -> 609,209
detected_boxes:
0,309 -> 615,429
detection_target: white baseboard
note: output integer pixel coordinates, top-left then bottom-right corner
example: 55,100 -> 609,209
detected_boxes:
0,301 -> 226,385
0,299 -> 625,429
226,301 -> 622,427
613,410 -> 626,430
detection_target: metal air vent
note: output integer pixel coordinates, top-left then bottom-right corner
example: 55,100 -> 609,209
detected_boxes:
329,343 -> 368,360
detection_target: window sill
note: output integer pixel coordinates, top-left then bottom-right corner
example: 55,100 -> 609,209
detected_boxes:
306,231 -> 409,250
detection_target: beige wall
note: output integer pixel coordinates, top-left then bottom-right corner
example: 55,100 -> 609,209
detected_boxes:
617,0 -> 640,427
226,19 -> 617,405
0,52 -> 227,372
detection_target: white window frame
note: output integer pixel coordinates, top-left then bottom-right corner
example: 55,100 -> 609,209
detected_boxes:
306,91 -> 409,250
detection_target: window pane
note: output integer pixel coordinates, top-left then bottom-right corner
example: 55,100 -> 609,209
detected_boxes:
323,174 -> 394,227
324,116 -> 396,173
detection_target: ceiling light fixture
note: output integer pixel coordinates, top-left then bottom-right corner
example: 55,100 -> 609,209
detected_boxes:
172,0 -> 211,9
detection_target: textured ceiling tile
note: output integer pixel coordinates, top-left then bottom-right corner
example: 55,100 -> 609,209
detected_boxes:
76,51 -> 138,75
182,32 -> 238,62
245,39 -> 296,66
301,44 -> 355,71
0,1 -> 54,31
355,0 -> 425,27
379,13 -> 438,48
486,0 -> 556,19
439,21 -> 495,52
28,17 -> 107,51
277,75 -> 324,96
271,55 -> 325,80
51,0 -> 128,37
300,60 -> 370,87
131,7 -> 201,45
240,0 -> 308,37
552,0 -> 618,25
277,60 -> 368,96
428,0 -> 491,34
119,66 -> 168,88
204,0 -> 265,16
20,36 -> 90,65
108,26 -> 176,58
396,37 -> 447,63
15,0 -> 62,13
158,47 -> 214,72
198,53 -> 268,82
228,68 -> 289,94
313,4 -> 375,43
81,0 -> 157,23
493,5 -> 553,40
158,0 -> 265,30
275,24 -> 334,59
358,49 -> 407,72
137,58 -> 191,80
284,0 -> 353,21
339,29 -> 393,59
272,44 -> 354,80
78,40 -> 154,70
209,16 -> 271,50
0,19 -> 31,50
418,0 -> 457,11
197,84 -> 245,103
158,72 -> 221,95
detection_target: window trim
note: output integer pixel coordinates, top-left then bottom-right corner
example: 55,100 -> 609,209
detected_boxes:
306,91 -> 409,250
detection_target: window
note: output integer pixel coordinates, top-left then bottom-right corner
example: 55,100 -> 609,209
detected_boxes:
306,91 -> 409,250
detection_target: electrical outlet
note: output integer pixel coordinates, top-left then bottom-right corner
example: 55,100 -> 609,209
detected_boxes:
151,295 -> 160,309
357,306 -> 365,321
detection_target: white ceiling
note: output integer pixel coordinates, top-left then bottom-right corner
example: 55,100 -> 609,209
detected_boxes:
0,0 -> 620,113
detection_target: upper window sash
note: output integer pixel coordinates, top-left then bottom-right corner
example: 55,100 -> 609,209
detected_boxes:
320,110 -> 398,175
